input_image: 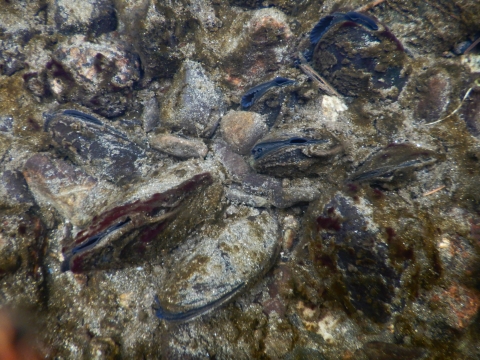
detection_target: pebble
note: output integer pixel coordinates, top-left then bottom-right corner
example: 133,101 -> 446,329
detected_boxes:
149,134 -> 208,159
220,110 -> 268,155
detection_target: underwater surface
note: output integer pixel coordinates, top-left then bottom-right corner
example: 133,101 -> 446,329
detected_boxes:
1,0 -> 480,358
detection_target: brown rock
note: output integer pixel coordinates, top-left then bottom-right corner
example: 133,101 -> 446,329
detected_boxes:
429,284 -> 480,330
149,134 -> 208,159
220,110 -> 267,155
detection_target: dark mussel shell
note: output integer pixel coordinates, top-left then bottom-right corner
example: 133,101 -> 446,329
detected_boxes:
61,172 -> 221,273
348,143 -> 440,188
252,130 -> 343,177
45,110 -> 147,185
154,208 -> 279,322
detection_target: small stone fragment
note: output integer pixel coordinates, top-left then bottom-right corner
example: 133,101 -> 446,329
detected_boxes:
220,110 -> 267,155
23,154 -> 99,227
0,116 -> 13,133
149,134 -> 208,159
52,0 -> 117,36
0,170 -> 35,211
142,96 -> 160,133
160,60 -> 226,138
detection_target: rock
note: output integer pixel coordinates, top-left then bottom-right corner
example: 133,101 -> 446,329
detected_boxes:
115,0 -> 191,80
309,193 -> 403,323
160,60 -> 226,138
414,71 -> 452,123
22,154 -> 102,227
0,213 -> 46,305
52,0 -> 117,36
149,134 -> 208,159
359,342 -> 428,360
0,170 -> 35,211
0,41 -> 26,76
46,35 -> 141,117
0,115 -> 13,133
219,8 -> 293,92
141,95 -> 160,133
87,337 -> 119,360
220,110 -> 267,155
462,88 -> 480,137
155,206 -> 279,322
426,284 -> 480,331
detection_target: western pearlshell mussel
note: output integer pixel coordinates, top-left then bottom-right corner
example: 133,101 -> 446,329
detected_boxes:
155,206 -> 279,322
348,143 -> 442,189
310,11 -> 409,98
252,128 -> 344,177
61,172 -> 221,273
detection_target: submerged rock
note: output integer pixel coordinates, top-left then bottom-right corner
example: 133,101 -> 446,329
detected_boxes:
46,36 -> 141,117
160,60 -> 226,138
23,154 -> 102,227
52,0 -> 117,36
149,134 -> 208,159
309,193 -> 404,323
0,170 -> 35,211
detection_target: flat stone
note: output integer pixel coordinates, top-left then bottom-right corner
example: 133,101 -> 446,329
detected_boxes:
23,154 -> 101,227
160,60 -> 226,138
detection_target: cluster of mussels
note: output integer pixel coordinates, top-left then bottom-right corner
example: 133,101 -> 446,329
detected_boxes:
2,0 -> 480,357
36,10 -> 442,324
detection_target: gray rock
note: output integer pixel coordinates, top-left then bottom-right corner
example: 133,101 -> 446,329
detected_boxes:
53,0 -> 117,36
23,154 -> 101,227
141,96 -> 160,133
0,170 -> 35,211
160,60 -> 226,138
0,116 -> 13,133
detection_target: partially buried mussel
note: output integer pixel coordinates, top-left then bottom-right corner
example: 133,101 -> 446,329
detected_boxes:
348,143 -> 442,189
309,11 -> 409,98
251,128 -> 344,177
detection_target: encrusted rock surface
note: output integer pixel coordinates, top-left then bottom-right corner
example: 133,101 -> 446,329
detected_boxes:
1,0 -> 480,359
